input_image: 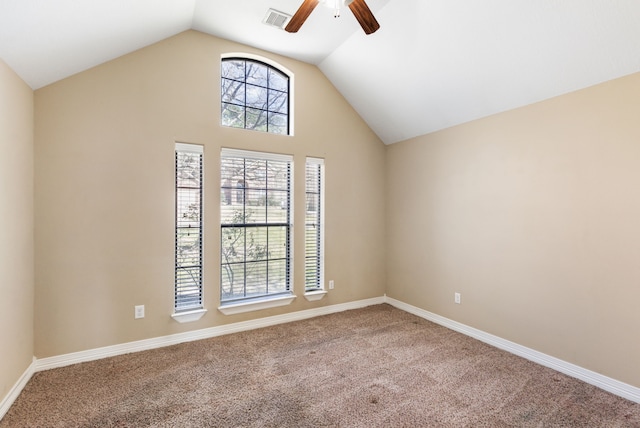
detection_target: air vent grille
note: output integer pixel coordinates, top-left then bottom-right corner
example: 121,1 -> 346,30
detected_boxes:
263,8 -> 291,29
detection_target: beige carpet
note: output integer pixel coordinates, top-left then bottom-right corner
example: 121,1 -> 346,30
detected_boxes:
2,304 -> 640,427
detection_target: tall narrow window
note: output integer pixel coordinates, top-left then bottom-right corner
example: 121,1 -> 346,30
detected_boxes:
221,57 -> 290,135
220,149 -> 293,305
305,158 -> 324,291
175,143 -> 203,312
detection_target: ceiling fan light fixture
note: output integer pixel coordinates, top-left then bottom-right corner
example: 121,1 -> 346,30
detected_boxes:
321,0 -> 342,18
285,0 -> 378,34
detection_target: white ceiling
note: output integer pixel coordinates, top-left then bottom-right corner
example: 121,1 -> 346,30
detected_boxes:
1,0 -> 640,145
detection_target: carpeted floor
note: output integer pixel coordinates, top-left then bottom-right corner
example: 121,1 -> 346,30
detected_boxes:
2,304 -> 640,427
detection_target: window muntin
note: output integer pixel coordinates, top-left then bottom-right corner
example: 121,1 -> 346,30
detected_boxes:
220,149 -> 293,304
175,143 -> 204,311
221,58 -> 290,135
305,158 -> 324,291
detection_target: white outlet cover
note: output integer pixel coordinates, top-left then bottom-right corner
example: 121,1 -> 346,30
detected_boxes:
134,305 -> 145,319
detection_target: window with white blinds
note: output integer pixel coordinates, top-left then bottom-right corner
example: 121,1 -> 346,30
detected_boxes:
175,143 -> 203,311
305,158 -> 324,291
220,148 -> 293,304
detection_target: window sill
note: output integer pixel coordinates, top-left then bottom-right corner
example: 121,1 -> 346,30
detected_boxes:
304,290 -> 327,301
218,294 -> 296,315
171,308 -> 208,323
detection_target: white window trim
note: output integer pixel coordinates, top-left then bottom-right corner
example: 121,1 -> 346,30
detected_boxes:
304,157 -> 325,297
219,148 -> 295,311
218,294 -> 296,315
172,308 -> 208,323
304,290 -> 327,301
220,148 -> 293,163
174,142 -> 205,319
175,142 -> 203,154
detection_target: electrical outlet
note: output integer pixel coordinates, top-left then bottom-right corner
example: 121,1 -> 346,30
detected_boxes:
329,280 -> 334,290
454,293 -> 461,304
134,305 -> 145,319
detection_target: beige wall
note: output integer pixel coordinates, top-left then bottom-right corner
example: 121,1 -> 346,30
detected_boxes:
386,72 -> 640,388
34,30 -> 386,358
0,60 -> 34,400
23,24 -> 640,394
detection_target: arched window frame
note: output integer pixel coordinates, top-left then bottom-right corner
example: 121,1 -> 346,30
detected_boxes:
220,53 -> 294,136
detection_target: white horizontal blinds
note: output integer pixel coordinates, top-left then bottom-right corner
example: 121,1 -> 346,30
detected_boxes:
220,149 -> 293,303
305,157 -> 324,291
175,144 -> 204,311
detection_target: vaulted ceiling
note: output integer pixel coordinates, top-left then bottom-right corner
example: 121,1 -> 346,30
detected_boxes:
2,0 -> 640,144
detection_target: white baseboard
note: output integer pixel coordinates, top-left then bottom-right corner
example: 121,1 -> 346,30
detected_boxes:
384,296 -> 640,404
35,296 -> 385,372
4,293 -> 638,421
0,357 -> 36,421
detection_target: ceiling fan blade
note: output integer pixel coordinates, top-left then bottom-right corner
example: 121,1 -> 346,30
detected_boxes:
285,0 -> 320,33
348,0 -> 380,34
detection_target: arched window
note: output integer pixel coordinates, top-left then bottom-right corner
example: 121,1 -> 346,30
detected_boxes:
221,57 -> 291,135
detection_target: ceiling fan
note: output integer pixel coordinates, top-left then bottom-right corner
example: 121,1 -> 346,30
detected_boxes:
285,0 -> 380,35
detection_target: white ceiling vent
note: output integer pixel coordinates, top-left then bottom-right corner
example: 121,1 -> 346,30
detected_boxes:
263,8 -> 291,30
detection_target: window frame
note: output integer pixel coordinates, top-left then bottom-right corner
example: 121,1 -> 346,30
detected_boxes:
304,157 -> 325,300
220,54 -> 294,136
173,143 -> 207,323
218,148 -> 296,314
